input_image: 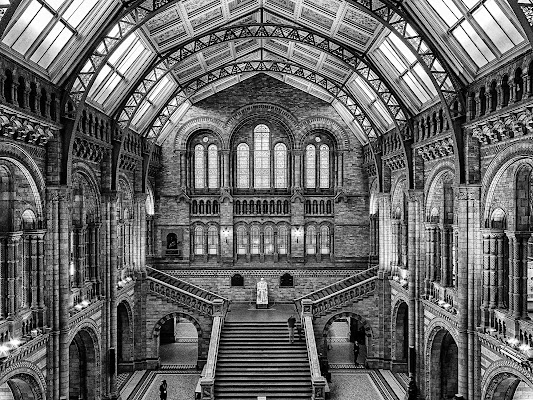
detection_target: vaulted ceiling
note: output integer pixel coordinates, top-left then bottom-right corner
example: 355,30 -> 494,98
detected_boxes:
0,0 -> 530,145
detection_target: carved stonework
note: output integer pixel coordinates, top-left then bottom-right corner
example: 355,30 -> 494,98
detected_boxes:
0,105 -> 56,146
383,153 -> 405,171
471,107 -> 533,145
416,137 -> 454,161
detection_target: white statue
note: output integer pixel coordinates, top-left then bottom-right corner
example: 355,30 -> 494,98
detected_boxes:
256,278 -> 268,306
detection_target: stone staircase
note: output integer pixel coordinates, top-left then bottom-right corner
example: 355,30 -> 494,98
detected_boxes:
214,320 -> 312,400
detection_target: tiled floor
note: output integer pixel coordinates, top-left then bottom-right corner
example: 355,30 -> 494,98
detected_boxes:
329,371 -> 388,400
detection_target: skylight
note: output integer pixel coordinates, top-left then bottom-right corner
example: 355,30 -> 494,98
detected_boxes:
2,0 -> 101,69
375,33 -> 438,107
426,0 -> 524,67
348,76 -> 394,129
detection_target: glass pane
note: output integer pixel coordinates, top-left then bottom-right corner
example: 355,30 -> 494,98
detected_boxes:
264,227 -> 274,255
306,145 -> 316,189
453,20 -> 495,67
319,144 -> 329,189
427,0 -> 462,26
3,0 -> 41,48
63,0 -> 98,28
320,226 -> 330,254
195,226 -> 204,255
307,226 -> 316,254
379,40 -> 407,74
47,0 -> 68,10
237,227 -> 247,254
474,1 -> 523,54
251,227 -> 260,254
195,145 -> 205,189
274,143 -> 287,189
33,25 -> 73,68
208,227 -> 218,254
208,144 -> 218,189
237,143 -> 249,188
254,125 -> 270,189
389,34 -> 417,65
278,226 -> 287,254
13,6 -> 53,55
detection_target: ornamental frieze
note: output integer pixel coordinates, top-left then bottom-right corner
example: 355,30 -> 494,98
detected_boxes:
416,137 -> 454,161
0,106 -> 55,146
471,108 -> 533,145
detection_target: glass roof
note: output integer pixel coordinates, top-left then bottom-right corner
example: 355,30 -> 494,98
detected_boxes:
1,0 -> 115,71
423,0 -> 525,68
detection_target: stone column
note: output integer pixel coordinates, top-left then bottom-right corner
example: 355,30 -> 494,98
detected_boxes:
136,193 -> 147,273
507,232 -> 529,319
378,193 -> 392,272
6,233 -> 22,318
481,232 -> 491,328
222,150 -> 230,188
293,149 -> 302,189
107,192 -> 119,398
497,234 -> 506,309
58,187 -> 71,400
440,226 -> 450,286
401,221 -> 408,267
36,231 -> 46,326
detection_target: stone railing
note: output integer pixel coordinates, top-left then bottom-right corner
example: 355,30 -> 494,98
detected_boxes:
301,299 -> 326,400
295,267 -> 378,317
199,299 -> 224,400
147,267 -> 229,317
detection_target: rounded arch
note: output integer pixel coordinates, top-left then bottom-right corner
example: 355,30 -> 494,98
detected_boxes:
174,117 -> 227,151
321,312 -> 373,339
296,117 -> 350,151
482,153 -> 533,226
482,361 -> 533,400
0,143 -> 45,220
225,103 -> 299,139
117,299 -> 134,372
390,176 -> 407,219
71,164 -> 102,223
151,312 -> 203,340
425,166 -> 454,222
0,362 -> 46,400
425,321 -> 460,399
68,322 -> 101,400
391,298 -> 409,367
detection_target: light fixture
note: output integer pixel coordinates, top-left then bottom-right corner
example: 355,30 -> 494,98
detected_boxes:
294,226 -> 303,243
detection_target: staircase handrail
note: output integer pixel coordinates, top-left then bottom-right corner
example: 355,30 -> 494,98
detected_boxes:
147,271 -> 229,317
295,274 -> 378,317
301,300 -> 326,400
147,266 -> 229,302
294,265 -> 378,302
199,300 -> 224,400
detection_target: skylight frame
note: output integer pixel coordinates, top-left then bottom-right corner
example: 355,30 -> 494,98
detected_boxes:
1,0 -> 112,73
423,0 -> 525,69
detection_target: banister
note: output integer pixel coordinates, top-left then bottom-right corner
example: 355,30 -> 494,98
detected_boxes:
301,299 -> 326,400
199,299 -> 224,400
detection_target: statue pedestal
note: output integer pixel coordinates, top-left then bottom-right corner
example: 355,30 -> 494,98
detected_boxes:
256,303 -> 268,309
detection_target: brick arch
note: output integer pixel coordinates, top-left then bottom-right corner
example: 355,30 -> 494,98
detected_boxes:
224,103 -> 299,139
117,299 -> 134,371
425,321 -> 459,400
0,361 -> 46,400
482,155 -> 533,228
152,311 -> 203,339
174,117 -> 227,151
390,176 -> 406,219
0,142 -> 44,220
72,162 -> 102,221
295,117 -> 350,151
68,321 -> 101,400
482,361 -> 533,400
391,297 -> 409,364
321,312 -> 373,339
425,164 -> 454,222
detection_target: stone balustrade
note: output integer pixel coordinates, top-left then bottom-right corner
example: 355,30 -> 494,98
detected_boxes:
199,301 -> 224,400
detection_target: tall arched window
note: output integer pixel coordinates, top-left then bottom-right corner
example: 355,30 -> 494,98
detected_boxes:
306,225 -> 316,254
208,225 -> 218,255
208,144 -> 218,189
320,225 -> 331,254
194,226 -> 204,255
237,143 -> 249,188
237,226 -> 247,254
251,226 -> 260,254
305,144 -> 316,188
264,226 -> 274,255
319,144 -> 330,188
274,143 -> 287,188
254,124 -> 270,189
195,145 -> 205,189
278,225 -> 288,254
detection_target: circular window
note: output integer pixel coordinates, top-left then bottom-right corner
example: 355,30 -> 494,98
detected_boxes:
315,136 -> 321,142
203,136 -> 209,143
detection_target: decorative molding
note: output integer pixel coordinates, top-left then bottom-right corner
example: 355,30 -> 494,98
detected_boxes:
174,117 -> 227,150
416,137 -> 454,161
0,104 -> 56,146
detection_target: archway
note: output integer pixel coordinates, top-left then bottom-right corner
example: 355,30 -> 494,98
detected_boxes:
393,301 -> 408,372
429,328 -> 458,400
69,329 -> 98,400
158,316 -> 199,368
117,301 -> 134,373
485,373 -> 533,400
0,374 -> 43,400
321,312 -> 372,367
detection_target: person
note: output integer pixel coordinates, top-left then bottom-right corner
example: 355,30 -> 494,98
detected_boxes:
287,314 -> 296,343
353,340 -> 360,366
297,319 -> 303,341
159,379 -> 167,400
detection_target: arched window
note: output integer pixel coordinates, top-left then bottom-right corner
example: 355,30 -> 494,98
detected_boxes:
208,144 -> 218,189
194,226 -> 204,255
195,145 -> 205,189
264,226 -> 274,255
237,143 -> 249,188
305,144 -> 316,188
306,225 -> 316,254
320,226 -> 331,254
208,226 -> 218,255
319,144 -> 330,188
237,226 -> 247,255
251,226 -> 260,254
278,225 -> 288,255
274,143 -> 287,188
254,124 -> 270,188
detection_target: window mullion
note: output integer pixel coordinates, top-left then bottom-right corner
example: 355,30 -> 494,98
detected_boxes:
462,12 -> 503,57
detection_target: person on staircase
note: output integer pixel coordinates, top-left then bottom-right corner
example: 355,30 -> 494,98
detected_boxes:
287,314 -> 296,343
353,340 -> 360,366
